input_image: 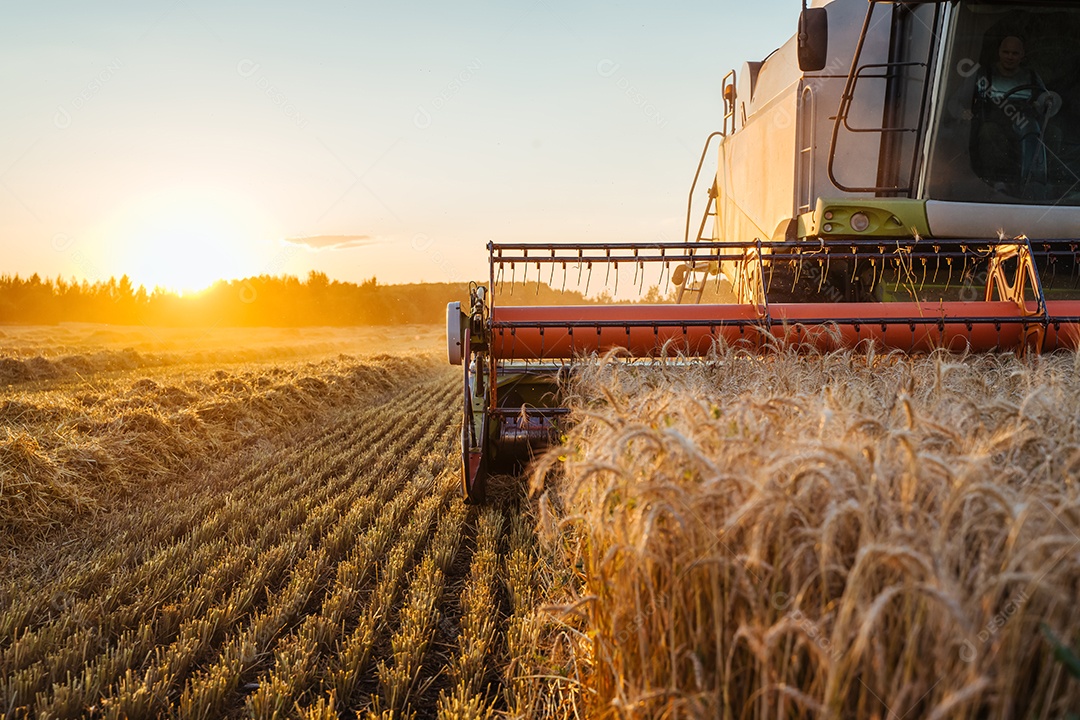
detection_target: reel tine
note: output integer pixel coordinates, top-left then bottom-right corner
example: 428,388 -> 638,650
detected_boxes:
877,245 -> 887,291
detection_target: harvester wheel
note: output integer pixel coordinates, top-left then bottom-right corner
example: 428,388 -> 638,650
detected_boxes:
461,328 -> 488,504
461,413 -> 488,504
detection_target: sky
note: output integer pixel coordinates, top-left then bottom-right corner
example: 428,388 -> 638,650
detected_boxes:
1,1 -> 798,292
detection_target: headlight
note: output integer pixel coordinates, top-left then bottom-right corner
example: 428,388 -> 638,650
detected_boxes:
850,212 -> 870,232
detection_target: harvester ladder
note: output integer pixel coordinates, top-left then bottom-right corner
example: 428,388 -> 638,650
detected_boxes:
677,131 -> 724,303
685,132 -> 724,245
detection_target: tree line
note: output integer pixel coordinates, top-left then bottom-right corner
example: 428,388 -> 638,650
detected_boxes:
0,272 -> 593,327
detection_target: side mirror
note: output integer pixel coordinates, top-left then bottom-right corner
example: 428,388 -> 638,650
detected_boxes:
798,8 -> 829,72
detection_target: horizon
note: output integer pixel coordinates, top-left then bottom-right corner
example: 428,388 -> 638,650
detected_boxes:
0,269 -> 485,294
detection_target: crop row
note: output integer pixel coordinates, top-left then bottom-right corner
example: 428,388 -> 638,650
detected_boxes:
373,495 -> 469,716
436,505 -> 504,719
0,354 -> 437,533
2,368 -> 446,647
4,374 -> 451,701
2,366 -> 462,718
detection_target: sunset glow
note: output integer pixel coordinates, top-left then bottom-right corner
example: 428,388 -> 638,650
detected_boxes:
0,2 -> 793,289
104,187 -> 270,292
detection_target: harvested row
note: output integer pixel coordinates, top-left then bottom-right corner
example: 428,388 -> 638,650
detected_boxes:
25,417 -> 456,716
1,361 -> 488,719
6,367 -> 448,614
0,354 -> 434,535
113,413 -> 459,717
374,497 -> 469,715
1,373 -> 455,693
436,505 -> 503,719
1,352 -> 559,719
500,512 -> 560,719
323,483 -> 451,714
240,479 -> 433,719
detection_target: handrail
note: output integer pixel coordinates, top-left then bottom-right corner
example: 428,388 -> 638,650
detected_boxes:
684,131 -> 724,243
841,62 -> 928,133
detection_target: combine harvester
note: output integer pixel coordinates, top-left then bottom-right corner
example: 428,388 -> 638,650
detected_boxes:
448,0 -> 1080,502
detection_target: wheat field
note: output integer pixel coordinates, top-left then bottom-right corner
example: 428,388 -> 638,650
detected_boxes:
3,327 -> 1079,718
529,347 -> 1080,718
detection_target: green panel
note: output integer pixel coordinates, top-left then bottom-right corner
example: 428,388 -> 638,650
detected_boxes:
801,198 -> 931,238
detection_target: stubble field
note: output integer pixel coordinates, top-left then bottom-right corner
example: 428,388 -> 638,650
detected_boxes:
3,325 -> 1080,719
2,325 -> 543,718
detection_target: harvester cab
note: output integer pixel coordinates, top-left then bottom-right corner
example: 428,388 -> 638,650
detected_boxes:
449,0 -> 1080,503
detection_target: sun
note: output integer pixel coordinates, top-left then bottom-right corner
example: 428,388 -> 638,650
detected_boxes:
107,186 -> 269,293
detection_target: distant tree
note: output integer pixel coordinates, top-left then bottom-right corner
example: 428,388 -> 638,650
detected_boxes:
0,272 -> 491,328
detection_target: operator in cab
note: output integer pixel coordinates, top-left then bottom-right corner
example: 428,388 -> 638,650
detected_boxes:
956,35 -> 1061,197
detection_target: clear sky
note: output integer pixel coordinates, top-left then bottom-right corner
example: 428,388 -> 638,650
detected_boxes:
1,1 -> 797,291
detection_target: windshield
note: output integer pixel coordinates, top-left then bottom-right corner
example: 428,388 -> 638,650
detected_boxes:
924,2 -> 1080,205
